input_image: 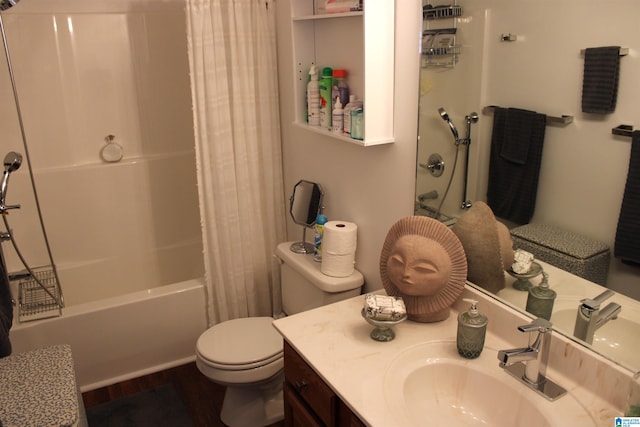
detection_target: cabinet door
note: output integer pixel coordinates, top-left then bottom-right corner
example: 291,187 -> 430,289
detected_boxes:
284,382 -> 324,427
284,342 -> 336,426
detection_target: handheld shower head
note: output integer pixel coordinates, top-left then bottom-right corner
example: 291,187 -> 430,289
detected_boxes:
0,0 -> 19,12
438,107 -> 459,141
4,151 -> 22,173
1,151 -> 22,207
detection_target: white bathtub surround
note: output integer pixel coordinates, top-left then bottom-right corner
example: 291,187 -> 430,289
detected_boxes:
10,279 -> 207,391
186,0 -> 287,325
274,285 -> 631,426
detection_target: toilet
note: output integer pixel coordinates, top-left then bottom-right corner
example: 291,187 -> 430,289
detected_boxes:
195,241 -> 364,427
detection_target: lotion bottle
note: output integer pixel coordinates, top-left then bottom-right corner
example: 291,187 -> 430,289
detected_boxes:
457,298 -> 488,359
331,96 -> 343,133
319,67 -> 333,130
306,65 -> 320,127
525,272 -> 556,321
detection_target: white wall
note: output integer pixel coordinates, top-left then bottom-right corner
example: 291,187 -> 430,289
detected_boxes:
275,1 -> 421,292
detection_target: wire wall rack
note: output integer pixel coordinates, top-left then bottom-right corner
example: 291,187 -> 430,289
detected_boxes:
14,266 -> 63,322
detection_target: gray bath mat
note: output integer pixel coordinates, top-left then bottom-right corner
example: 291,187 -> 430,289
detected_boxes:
86,383 -> 194,427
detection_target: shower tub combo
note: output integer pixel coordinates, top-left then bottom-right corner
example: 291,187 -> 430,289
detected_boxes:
0,0 -> 207,391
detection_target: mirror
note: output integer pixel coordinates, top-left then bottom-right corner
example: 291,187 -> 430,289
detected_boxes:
415,0 -> 640,372
289,180 -> 324,254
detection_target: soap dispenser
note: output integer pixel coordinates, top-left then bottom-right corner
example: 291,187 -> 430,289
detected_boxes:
525,272 -> 556,321
457,298 -> 488,359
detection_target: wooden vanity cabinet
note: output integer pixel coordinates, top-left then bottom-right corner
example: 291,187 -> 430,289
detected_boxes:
284,342 -> 365,427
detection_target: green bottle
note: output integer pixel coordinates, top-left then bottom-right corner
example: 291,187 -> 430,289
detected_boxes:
319,67 -> 333,130
525,272 -> 556,321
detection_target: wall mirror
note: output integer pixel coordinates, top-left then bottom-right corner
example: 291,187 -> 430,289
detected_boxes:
289,179 -> 323,254
414,0 -> 640,372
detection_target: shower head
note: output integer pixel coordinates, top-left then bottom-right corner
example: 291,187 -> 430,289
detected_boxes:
3,151 -> 22,173
0,0 -> 19,12
438,107 -> 459,141
1,151 -> 22,207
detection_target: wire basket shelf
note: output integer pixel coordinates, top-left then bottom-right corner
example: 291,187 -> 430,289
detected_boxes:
16,267 -> 62,322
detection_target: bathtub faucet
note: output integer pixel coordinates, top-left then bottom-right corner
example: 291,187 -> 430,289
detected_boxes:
573,289 -> 621,345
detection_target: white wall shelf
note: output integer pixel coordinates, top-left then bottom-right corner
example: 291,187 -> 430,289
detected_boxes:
290,0 -> 395,147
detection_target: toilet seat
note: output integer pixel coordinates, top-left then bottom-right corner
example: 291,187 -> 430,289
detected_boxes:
196,317 -> 283,371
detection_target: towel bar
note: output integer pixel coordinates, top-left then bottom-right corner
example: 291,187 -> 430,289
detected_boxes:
482,106 -> 573,125
580,47 -> 628,56
612,124 -> 634,138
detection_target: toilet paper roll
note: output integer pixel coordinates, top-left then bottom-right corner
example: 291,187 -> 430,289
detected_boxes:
322,221 -> 358,255
321,252 -> 356,277
321,221 -> 357,277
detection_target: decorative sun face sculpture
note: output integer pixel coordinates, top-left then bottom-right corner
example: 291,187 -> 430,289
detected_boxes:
380,216 -> 468,323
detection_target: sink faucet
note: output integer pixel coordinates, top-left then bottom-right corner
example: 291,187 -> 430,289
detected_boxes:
497,318 -> 567,400
573,289 -> 621,345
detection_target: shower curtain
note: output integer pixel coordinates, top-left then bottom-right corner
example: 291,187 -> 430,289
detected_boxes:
186,0 -> 286,324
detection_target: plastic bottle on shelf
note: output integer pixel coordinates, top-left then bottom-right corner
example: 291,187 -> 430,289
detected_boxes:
343,95 -> 363,135
331,69 -> 349,109
332,96 -> 343,133
350,106 -> 364,140
306,65 -> 320,127
319,67 -> 333,130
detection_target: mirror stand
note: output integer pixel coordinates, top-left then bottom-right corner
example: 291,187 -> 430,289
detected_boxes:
290,227 -> 314,254
289,179 -> 324,254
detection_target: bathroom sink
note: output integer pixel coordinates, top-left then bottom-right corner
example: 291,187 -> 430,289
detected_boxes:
551,307 -> 640,369
383,341 -> 596,427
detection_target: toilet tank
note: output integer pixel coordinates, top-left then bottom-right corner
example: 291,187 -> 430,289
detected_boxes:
275,242 -> 363,315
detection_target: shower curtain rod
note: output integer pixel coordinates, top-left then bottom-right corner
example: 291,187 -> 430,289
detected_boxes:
482,105 -> 574,125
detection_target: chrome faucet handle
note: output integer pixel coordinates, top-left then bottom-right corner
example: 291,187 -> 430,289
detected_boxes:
580,289 -> 615,310
517,318 -> 552,334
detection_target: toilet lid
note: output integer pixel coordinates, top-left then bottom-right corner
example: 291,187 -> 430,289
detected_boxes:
197,317 -> 283,367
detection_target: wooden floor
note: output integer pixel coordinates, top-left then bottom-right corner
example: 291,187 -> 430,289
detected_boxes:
82,362 -> 285,427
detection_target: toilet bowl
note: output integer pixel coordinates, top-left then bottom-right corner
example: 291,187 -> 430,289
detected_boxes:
195,241 -> 364,427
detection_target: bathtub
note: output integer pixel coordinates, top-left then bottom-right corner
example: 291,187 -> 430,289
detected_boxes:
9,278 -> 208,392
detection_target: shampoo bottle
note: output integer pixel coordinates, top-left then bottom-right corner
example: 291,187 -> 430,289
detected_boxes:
457,298 -> 488,359
319,67 -> 333,130
306,65 -> 320,127
525,272 -> 556,321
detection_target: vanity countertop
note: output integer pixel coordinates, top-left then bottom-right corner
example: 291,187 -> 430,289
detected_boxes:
273,286 -> 624,427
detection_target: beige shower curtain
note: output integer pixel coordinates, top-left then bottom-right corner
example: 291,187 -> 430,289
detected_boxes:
186,0 -> 286,325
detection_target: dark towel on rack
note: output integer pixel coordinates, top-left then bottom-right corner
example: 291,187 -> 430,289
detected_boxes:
0,251 -> 13,358
615,130 -> 640,266
487,107 -> 547,225
581,46 -> 621,114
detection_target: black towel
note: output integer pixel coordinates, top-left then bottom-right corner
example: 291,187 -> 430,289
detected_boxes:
615,131 -> 640,265
0,250 -> 13,358
487,107 -> 547,225
581,46 -> 621,114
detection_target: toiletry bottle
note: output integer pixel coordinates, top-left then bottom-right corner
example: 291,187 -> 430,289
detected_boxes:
343,95 -> 362,135
313,214 -> 328,262
331,96 -> 343,133
457,298 -> 488,359
350,106 -> 364,140
331,68 -> 349,108
319,67 -> 333,130
307,65 -> 320,127
525,272 -> 556,321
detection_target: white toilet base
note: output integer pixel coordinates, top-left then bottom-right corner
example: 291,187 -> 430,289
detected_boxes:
220,373 -> 284,427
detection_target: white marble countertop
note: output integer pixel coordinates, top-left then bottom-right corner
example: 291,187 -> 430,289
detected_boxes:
274,285 -> 626,427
